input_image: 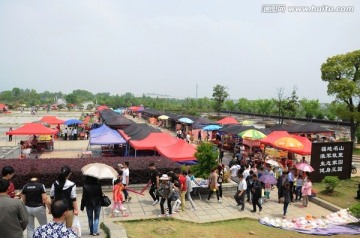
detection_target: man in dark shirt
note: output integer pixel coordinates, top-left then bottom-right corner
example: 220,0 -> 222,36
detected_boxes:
21,173 -> 50,238
149,163 -> 160,205
251,174 -> 263,213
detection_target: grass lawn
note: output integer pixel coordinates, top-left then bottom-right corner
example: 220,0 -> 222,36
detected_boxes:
121,218 -> 356,238
312,176 -> 360,209
353,148 -> 360,156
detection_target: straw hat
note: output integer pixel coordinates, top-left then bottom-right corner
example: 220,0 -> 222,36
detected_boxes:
159,174 -> 170,180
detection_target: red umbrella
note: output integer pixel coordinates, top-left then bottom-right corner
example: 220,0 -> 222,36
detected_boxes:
261,131 -> 312,155
295,163 -> 314,172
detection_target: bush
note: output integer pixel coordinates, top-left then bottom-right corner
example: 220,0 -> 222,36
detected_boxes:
192,142 -> 218,178
322,176 -> 340,193
349,203 -> 360,218
0,157 -> 180,189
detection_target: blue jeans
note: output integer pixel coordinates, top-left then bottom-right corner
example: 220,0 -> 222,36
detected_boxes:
295,186 -> 302,200
86,205 -> 101,234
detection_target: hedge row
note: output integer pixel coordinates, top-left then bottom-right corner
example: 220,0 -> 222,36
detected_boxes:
0,157 -> 181,190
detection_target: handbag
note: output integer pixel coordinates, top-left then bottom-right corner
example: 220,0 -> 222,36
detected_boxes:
155,188 -> 164,198
101,194 -> 111,207
71,215 -> 81,238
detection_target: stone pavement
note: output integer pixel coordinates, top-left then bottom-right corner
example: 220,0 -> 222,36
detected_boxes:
23,184 -> 333,238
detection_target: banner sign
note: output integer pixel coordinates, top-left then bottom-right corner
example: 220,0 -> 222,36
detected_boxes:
310,142 -> 353,182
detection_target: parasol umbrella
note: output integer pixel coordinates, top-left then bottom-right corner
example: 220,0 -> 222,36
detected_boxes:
238,129 -> 266,140
274,137 -> 304,149
81,163 -> 118,179
65,119 -> 83,125
203,125 -> 222,131
266,159 -> 280,167
242,120 -> 254,126
158,115 -> 169,120
178,118 -> 194,124
295,163 -> 314,172
258,174 -> 278,184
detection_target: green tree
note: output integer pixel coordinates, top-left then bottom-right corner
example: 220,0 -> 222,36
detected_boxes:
212,84 -> 229,116
299,98 -> 321,120
275,88 -> 286,124
283,88 -> 299,117
321,50 -> 360,142
12,87 -> 21,97
224,100 -> 236,112
256,99 -> 275,115
236,98 -> 253,113
192,142 -> 219,178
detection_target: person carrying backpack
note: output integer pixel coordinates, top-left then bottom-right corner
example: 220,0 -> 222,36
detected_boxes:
50,166 -> 78,228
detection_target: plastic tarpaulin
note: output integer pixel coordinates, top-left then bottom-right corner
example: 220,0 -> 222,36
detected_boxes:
90,125 -> 111,138
89,129 -> 126,145
119,124 -> 161,141
130,133 -> 177,150
156,139 -> 197,162
104,115 -> 135,127
217,117 -> 239,125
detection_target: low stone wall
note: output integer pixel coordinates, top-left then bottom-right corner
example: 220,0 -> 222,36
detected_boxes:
310,196 -> 342,212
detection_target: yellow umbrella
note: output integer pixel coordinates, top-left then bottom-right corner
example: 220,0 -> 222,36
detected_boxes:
158,115 -> 169,120
242,120 -> 254,126
238,129 -> 266,140
274,137 -> 304,149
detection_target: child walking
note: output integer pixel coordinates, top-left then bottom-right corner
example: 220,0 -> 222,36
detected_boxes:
110,178 -> 128,217
301,177 -> 312,208
171,182 -> 181,213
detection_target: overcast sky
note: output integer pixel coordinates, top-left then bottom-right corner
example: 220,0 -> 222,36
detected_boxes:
0,0 -> 359,102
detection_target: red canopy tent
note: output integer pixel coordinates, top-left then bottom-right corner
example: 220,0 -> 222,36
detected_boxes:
40,116 -> 65,125
130,133 -> 177,150
97,105 -> 109,111
156,139 -> 197,162
6,123 -> 58,135
217,117 -> 239,125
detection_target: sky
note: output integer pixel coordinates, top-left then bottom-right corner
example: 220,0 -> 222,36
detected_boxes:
0,0 -> 359,102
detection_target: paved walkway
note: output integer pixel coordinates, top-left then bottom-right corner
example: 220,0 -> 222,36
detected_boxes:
23,185 -> 333,238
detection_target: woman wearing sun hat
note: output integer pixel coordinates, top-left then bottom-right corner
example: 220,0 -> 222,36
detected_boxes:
158,174 -> 173,217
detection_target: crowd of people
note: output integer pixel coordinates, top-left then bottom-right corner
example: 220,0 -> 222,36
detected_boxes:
148,162 -> 196,217
227,150 -> 313,219
0,161 -> 134,237
0,154 -> 315,237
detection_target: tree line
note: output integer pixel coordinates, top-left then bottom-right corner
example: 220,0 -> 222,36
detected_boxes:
1,49 -> 359,141
0,85 -> 346,121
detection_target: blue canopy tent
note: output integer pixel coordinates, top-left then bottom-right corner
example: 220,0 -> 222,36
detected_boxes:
89,130 -> 126,145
